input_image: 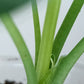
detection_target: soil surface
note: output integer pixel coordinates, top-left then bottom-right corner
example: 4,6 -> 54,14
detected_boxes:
0,80 -> 23,84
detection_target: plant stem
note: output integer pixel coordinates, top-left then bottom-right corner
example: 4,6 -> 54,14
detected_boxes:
43,38 -> 84,84
52,38 -> 84,84
31,0 -> 41,68
36,0 -> 61,81
0,13 -> 37,84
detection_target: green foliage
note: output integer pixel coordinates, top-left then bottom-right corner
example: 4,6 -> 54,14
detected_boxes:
0,0 -> 84,84
0,0 -> 29,13
52,0 -> 84,63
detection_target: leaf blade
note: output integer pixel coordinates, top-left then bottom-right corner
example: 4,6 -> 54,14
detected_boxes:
0,0 -> 29,13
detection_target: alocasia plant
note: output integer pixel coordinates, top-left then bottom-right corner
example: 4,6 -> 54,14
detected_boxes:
0,0 -> 84,84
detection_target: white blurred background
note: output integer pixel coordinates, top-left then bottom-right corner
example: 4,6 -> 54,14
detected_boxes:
0,0 -> 84,83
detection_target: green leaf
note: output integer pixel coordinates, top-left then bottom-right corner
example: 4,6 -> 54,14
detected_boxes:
52,0 -> 84,63
44,38 -> 84,84
31,0 -> 41,68
0,13 -> 37,84
36,0 -> 61,81
0,0 -> 29,14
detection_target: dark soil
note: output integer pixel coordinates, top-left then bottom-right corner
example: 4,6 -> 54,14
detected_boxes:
0,80 -> 23,84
